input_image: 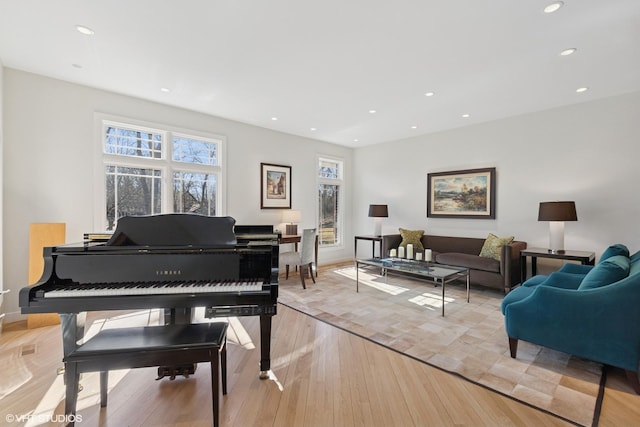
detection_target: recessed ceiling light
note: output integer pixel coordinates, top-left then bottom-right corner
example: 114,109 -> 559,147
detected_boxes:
462,114 -> 470,118
353,139 -> 359,142
411,125 -> 418,129
271,117 -> 278,121
425,91 -> 435,97
576,87 -> 589,93
75,25 -> 95,35
544,2 -> 564,13
310,127 -> 317,131
369,110 -> 377,114
160,87 -> 171,93
560,48 -> 577,56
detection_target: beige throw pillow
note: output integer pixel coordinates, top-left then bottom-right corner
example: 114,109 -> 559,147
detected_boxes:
399,228 -> 425,251
479,233 -> 514,261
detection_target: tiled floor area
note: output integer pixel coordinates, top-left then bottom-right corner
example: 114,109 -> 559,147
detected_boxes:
278,264 -> 603,426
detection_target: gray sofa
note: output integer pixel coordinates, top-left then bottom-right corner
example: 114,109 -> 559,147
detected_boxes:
381,234 -> 527,293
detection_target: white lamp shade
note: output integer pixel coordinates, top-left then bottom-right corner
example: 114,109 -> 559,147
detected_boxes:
282,210 -> 301,224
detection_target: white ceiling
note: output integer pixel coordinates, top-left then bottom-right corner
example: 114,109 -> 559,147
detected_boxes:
1,1 -> 639,148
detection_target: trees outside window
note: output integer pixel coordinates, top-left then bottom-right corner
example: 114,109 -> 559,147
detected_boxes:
101,119 -> 224,231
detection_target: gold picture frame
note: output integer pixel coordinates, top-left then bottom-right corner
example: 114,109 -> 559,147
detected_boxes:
427,167 -> 496,219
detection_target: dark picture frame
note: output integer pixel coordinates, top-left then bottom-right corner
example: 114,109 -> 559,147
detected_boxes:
260,163 -> 292,209
427,167 -> 496,219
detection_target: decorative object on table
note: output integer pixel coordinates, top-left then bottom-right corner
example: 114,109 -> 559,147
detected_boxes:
398,228 -> 424,251
389,248 -> 397,257
398,246 -> 405,258
424,249 -> 432,261
282,209 -> 301,235
260,163 -> 292,209
537,201 -> 577,253
407,244 -> 414,259
368,204 -> 388,236
427,167 -> 496,219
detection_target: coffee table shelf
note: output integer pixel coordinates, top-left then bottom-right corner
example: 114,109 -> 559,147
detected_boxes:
355,258 -> 469,316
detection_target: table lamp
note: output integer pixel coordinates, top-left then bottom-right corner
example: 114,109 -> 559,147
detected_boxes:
282,210 -> 301,235
538,201 -> 577,253
368,204 -> 388,236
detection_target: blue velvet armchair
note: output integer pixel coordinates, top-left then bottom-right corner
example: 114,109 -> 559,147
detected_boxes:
502,246 -> 640,393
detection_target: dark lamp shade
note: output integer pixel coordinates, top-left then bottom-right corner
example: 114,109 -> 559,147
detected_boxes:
538,201 -> 577,222
368,204 -> 388,218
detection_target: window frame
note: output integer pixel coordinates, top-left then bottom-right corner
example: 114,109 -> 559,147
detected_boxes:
94,113 -> 226,231
317,155 -> 344,248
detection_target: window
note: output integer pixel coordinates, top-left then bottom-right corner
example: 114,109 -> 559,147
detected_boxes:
318,157 -> 343,246
100,118 -> 224,231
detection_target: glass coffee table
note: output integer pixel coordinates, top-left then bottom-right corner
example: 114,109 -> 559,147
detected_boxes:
355,257 -> 470,316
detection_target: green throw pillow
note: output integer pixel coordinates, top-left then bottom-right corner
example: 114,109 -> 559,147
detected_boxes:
399,228 -> 424,251
479,233 -> 514,261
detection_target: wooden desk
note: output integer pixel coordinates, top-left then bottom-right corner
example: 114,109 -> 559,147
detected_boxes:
279,234 -> 319,277
520,247 -> 595,283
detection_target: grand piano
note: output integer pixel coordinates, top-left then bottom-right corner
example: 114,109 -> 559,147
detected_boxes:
19,214 -> 279,379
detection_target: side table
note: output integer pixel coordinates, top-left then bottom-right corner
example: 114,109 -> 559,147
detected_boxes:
520,247 -> 595,283
354,235 -> 383,258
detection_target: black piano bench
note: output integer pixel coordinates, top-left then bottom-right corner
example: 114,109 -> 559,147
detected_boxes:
62,322 -> 228,427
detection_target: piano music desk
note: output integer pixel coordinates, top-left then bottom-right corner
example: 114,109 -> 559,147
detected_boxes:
63,322 -> 228,427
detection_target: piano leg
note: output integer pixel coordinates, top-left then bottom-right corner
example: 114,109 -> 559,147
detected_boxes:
64,360 -> 79,425
60,313 -> 86,426
60,312 -> 86,358
165,307 -> 192,325
259,314 -> 272,379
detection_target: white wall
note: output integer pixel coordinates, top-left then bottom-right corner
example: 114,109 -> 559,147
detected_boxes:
2,68 -> 353,321
4,67 -> 640,321
353,91 -> 640,261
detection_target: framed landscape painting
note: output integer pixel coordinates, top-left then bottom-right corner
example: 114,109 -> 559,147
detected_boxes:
427,167 -> 496,219
260,163 -> 292,209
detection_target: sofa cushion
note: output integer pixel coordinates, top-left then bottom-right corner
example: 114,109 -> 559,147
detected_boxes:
630,250 -> 640,265
436,252 -> 500,273
398,228 -> 425,251
578,255 -> 630,290
479,233 -> 514,261
600,244 -> 629,262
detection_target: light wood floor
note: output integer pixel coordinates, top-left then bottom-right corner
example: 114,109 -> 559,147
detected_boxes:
2,272 -> 639,426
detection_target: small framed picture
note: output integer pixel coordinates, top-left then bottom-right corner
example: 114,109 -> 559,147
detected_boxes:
260,163 -> 292,209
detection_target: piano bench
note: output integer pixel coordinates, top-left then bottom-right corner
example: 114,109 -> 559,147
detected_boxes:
63,322 -> 228,427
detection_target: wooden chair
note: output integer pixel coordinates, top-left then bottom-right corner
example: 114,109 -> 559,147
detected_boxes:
281,228 -> 317,289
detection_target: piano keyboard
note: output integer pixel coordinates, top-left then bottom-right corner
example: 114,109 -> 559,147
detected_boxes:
44,280 -> 264,298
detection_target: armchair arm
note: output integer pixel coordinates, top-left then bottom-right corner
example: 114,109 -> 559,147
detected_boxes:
558,263 -> 594,276
533,271 -> 584,289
